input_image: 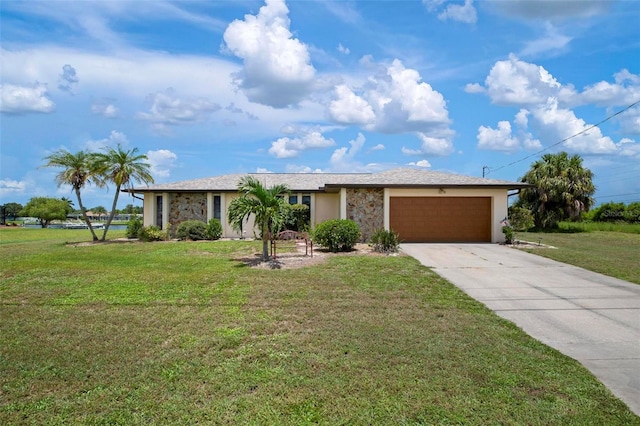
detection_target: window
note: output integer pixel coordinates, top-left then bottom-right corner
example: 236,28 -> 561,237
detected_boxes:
302,194 -> 311,207
156,195 -> 163,229
289,194 -> 298,205
213,195 -> 221,220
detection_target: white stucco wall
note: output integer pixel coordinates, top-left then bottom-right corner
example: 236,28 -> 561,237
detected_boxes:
314,193 -> 340,226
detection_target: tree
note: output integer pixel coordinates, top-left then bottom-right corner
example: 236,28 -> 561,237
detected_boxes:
516,152 -> 595,229
21,197 -> 71,228
3,202 -> 23,220
228,176 -> 291,261
92,206 -> 108,215
42,149 -> 104,241
94,144 -> 154,241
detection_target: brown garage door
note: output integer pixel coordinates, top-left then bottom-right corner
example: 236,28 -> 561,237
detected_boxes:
390,197 -> 491,243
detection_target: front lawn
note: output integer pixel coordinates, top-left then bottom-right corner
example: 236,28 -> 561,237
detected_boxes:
1,228 -> 638,424
516,230 -> 640,284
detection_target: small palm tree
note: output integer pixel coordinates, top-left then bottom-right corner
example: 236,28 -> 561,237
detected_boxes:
94,144 -> 154,241
42,149 -> 104,241
228,176 -> 291,261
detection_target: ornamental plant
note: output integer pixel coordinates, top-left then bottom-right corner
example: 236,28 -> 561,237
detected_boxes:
313,219 -> 361,252
370,228 -> 400,253
206,218 -> 223,240
176,220 -> 208,241
126,216 -> 143,239
138,225 -> 168,242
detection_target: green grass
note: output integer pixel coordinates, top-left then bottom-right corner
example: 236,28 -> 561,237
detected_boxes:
556,221 -> 640,234
1,227 -> 638,424
517,228 -> 640,284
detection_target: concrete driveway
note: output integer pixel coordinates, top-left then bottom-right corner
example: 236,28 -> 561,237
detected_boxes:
401,243 -> 640,415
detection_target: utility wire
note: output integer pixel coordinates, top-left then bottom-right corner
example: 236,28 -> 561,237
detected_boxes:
596,192 -> 640,198
484,99 -> 640,175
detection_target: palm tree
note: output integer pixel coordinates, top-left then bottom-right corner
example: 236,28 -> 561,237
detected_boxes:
42,149 -> 104,241
94,144 -> 154,241
228,176 -> 291,261
517,152 -> 595,229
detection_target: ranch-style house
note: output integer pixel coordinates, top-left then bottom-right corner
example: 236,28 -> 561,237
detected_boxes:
125,168 -> 529,243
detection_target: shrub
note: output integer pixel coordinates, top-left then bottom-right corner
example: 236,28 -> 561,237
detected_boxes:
508,206 -> 535,231
592,202 -> 627,222
283,204 -> 310,232
138,226 -> 168,242
370,228 -> 400,253
313,219 -> 361,252
206,218 -> 223,240
126,217 -> 143,239
176,220 -> 208,241
502,225 -> 515,244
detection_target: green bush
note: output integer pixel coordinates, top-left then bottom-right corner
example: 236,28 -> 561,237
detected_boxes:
502,225 -> 515,244
206,218 -> 223,240
592,202 -> 627,222
370,228 -> 400,253
138,226 -> 168,242
313,219 -> 361,252
508,206 -> 535,231
126,217 -> 143,239
176,220 -> 208,241
283,204 -> 310,232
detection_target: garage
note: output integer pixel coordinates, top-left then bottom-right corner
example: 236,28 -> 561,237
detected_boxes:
389,197 -> 491,243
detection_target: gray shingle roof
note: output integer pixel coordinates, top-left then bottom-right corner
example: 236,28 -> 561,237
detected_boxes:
128,168 -> 527,193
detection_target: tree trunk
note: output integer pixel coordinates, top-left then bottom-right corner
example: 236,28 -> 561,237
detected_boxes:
101,185 -> 121,241
76,187 -> 99,241
262,238 -> 269,261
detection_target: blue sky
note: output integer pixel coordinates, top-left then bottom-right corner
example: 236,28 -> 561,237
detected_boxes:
1,0 -> 639,210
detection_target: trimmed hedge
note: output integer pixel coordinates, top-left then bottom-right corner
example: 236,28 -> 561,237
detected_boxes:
176,220 -> 208,241
313,219 -> 360,252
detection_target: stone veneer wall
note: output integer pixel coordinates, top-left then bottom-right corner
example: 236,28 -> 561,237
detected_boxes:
168,192 -> 207,235
346,188 -> 384,242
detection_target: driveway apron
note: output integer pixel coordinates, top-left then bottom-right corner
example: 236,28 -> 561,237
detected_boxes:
401,243 -> 640,415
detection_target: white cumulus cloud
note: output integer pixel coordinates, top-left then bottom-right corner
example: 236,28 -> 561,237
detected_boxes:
328,59 -> 454,154
0,179 -> 27,196
146,149 -> 178,178
91,98 -> 119,118
438,0 -> 477,24
86,130 -> 129,152
406,160 -> 432,168
137,88 -> 220,132
329,84 -> 375,125
268,130 -> 335,158
531,97 -> 618,154
222,0 -> 316,107
330,133 -> 366,171
0,83 -> 55,114
481,54 -> 576,106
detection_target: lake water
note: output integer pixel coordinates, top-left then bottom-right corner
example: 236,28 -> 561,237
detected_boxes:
23,224 -> 127,231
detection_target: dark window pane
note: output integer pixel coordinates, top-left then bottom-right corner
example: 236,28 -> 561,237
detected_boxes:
214,195 -> 221,220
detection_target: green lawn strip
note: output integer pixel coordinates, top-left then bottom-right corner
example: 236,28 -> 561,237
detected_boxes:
518,231 -> 640,284
1,229 -> 638,424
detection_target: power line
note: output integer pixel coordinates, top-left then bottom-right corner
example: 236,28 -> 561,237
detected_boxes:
596,192 -> 640,198
484,99 -> 640,176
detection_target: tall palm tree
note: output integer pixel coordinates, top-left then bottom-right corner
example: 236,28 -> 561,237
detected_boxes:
517,152 -> 595,229
94,144 -> 154,241
42,149 -> 104,241
228,176 -> 291,261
